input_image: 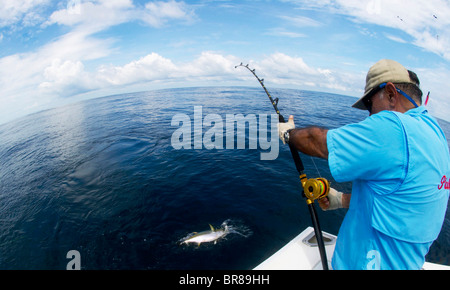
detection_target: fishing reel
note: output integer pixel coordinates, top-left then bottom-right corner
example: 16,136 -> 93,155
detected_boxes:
300,175 -> 330,205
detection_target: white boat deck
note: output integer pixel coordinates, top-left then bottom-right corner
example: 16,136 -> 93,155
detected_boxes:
254,227 -> 449,270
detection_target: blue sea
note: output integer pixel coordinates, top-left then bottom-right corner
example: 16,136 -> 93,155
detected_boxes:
0,87 -> 448,270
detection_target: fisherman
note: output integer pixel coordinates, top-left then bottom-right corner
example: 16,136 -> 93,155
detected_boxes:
278,59 -> 450,270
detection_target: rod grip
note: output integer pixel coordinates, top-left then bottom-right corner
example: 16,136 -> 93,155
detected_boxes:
308,203 -> 329,270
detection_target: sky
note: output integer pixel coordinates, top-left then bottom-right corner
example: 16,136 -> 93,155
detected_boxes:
1,0 -> 450,125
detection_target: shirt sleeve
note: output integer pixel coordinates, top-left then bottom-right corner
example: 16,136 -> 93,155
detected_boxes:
327,111 -> 407,193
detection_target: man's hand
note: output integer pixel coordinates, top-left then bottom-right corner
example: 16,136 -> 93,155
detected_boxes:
278,115 -> 295,144
319,188 -> 344,211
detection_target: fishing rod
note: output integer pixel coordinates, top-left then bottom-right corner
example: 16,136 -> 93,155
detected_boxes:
235,63 -> 330,270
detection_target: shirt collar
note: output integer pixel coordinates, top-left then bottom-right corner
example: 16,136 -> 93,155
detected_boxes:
405,106 -> 427,116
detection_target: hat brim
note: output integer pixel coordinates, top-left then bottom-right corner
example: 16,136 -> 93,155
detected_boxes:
352,91 -> 371,111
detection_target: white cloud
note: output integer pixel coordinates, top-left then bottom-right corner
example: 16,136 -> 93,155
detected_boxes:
180,51 -> 240,78
42,59 -> 85,85
1,0 -> 449,126
0,44 -> 366,125
265,28 -> 307,38
45,51 -> 360,102
44,0 -> 134,32
279,15 -> 322,27
415,66 -> 450,121
3,45 -> 449,125
0,31 -> 111,124
385,33 -> 407,44
287,0 -> 450,60
252,53 -> 362,93
44,30 -> 114,61
39,59 -> 94,96
0,0 -> 199,125
97,52 -> 178,85
39,51 -> 240,91
0,0 -> 50,27
0,29 -> 113,96
44,0 -> 195,32
142,0 -> 196,27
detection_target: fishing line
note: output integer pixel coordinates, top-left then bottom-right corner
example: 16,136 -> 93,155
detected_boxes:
310,157 -> 323,179
235,63 -> 330,270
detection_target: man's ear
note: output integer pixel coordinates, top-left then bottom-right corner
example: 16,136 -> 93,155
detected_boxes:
384,82 -> 398,106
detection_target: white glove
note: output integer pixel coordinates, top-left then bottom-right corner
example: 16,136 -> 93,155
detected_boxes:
277,115 -> 295,144
322,188 -> 343,211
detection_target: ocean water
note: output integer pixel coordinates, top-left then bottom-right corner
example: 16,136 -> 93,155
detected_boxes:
0,87 -> 448,270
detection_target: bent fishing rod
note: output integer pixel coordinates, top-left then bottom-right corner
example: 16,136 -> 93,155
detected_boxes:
235,63 -> 330,270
